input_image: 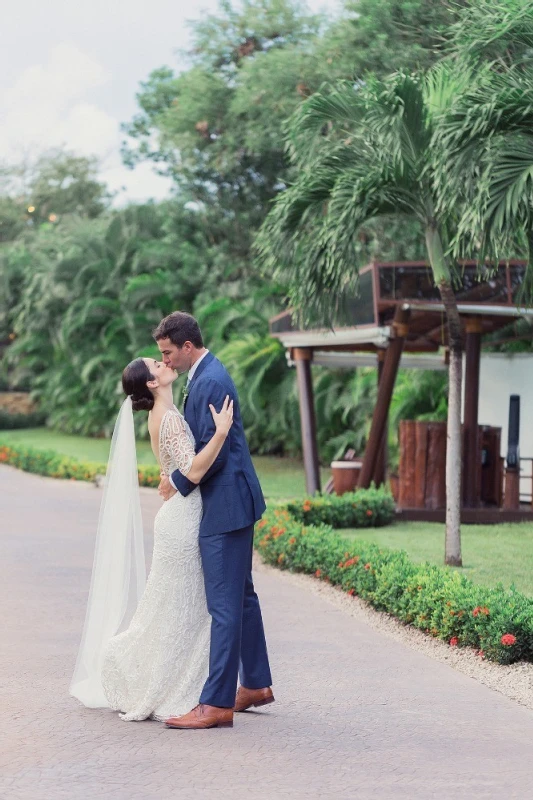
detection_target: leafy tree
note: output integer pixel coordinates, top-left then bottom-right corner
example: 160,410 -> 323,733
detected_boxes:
1,149 -> 112,227
5,206 -> 181,434
327,0 -> 470,77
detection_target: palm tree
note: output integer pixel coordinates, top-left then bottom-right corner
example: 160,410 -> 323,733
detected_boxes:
256,66 -> 475,566
434,2 -> 533,298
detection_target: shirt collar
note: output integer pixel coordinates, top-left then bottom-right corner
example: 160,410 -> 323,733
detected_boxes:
187,349 -> 210,383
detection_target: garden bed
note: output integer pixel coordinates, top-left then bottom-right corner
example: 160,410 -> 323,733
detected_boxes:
255,505 -> 533,665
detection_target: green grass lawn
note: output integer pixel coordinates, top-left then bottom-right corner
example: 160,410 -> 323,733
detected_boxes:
0,428 -> 329,500
342,521 -> 533,597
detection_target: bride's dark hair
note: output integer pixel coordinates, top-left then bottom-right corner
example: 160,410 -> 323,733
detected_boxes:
122,358 -> 155,412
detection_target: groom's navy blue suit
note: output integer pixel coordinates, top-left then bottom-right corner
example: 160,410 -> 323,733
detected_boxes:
170,352 -> 272,708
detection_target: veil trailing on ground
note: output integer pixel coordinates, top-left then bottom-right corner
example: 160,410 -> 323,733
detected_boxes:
70,397 -> 146,707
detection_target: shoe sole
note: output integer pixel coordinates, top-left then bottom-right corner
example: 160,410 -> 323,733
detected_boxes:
165,720 -> 234,729
235,695 -> 275,713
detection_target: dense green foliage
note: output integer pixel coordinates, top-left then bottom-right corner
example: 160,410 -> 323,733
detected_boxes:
0,410 -> 46,430
256,507 -> 533,664
3,0 -> 532,464
0,0 -> 459,459
285,485 -> 396,527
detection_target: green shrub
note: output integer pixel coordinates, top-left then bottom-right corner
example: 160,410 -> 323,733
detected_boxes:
286,486 -> 395,528
0,442 -> 160,487
255,508 -> 533,665
0,409 -> 47,429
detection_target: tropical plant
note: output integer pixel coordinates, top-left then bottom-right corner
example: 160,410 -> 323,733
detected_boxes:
4,206 -> 185,435
434,0 -> 533,301
256,66 -> 482,565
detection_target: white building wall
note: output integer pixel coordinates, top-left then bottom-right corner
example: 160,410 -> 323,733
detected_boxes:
473,353 -> 533,459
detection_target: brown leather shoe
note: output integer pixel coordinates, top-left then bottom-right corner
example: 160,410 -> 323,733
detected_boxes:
165,704 -> 233,729
233,686 -> 275,713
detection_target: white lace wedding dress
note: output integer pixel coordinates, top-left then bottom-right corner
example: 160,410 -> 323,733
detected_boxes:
100,406 -> 211,721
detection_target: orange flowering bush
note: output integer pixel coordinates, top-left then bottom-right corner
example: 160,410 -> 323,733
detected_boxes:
254,506 -> 533,665
0,441 -> 160,487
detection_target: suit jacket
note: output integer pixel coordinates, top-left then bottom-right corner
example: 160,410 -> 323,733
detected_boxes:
171,352 -> 266,536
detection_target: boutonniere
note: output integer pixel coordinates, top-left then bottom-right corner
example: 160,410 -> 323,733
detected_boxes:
182,384 -> 190,407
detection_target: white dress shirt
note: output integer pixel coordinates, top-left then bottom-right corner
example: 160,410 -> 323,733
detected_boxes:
168,350 -> 210,491
186,349 -> 210,385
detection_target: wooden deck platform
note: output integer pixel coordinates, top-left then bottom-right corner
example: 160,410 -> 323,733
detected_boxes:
396,506 -> 533,524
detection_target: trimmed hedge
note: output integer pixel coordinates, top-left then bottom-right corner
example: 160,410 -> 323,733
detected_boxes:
0,442 -> 160,487
286,486 -> 395,528
0,410 -> 47,429
255,507 -> 533,665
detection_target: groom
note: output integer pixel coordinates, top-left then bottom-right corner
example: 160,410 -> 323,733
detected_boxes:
154,311 -> 274,729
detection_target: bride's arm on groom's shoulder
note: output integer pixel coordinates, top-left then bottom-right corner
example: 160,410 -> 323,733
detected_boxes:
171,379 -> 234,496
185,393 -> 233,484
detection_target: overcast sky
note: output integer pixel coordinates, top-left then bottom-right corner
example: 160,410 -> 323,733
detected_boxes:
1,0 -> 334,204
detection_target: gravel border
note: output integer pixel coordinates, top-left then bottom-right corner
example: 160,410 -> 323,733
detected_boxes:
254,554 -> 533,710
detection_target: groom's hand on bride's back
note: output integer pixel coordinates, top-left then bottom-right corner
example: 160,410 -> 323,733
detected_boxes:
159,473 -> 177,502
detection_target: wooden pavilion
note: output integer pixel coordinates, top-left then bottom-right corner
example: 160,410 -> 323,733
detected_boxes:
269,260 -> 533,521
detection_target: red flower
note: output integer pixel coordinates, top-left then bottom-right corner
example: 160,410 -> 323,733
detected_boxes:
257,520 -> 267,529
303,500 -> 312,512
277,553 -> 285,564
315,569 -> 322,578
366,509 -> 373,517
289,537 -> 296,545
501,633 -> 516,647
478,650 -> 485,658
449,637 -> 459,647
364,563 -> 371,571
342,556 -> 360,568
347,588 -> 355,596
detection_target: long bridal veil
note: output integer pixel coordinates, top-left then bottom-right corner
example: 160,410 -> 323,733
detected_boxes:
70,397 -> 146,707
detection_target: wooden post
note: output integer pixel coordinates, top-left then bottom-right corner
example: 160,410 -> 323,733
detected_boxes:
504,468 -> 520,509
293,347 -> 321,495
359,306 -> 410,489
463,318 -> 482,507
372,350 -> 387,487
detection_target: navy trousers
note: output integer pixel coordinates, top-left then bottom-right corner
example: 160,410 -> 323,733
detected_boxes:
198,524 -> 272,708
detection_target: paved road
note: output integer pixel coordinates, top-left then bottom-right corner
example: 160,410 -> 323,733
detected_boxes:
2,465 -> 533,800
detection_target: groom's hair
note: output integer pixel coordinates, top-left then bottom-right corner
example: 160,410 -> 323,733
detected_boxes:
153,311 -> 204,349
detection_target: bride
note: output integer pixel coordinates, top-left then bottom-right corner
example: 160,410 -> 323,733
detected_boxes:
70,356 -> 233,721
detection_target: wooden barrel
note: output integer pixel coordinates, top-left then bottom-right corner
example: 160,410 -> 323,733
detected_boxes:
331,461 -> 363,496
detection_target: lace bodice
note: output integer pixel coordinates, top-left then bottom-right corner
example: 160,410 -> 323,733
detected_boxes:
158,407 -> 196,478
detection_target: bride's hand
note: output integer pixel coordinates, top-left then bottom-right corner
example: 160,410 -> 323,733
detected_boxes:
209,395 -> 234,436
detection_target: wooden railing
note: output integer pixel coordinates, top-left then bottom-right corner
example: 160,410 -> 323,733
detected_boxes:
519,457 -> 533,505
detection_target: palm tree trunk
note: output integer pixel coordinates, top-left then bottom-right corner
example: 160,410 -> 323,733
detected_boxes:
439,282 -> 463,567
425,224 -> 463,567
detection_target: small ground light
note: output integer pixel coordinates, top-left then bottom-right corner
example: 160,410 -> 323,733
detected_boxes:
27,206 -> 35,213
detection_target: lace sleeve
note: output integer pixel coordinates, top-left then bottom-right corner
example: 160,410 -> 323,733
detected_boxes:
159,411 -> 195,477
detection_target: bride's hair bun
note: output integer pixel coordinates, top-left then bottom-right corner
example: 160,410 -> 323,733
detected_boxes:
122,358 -> 155,412
131,394 -> 154,412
